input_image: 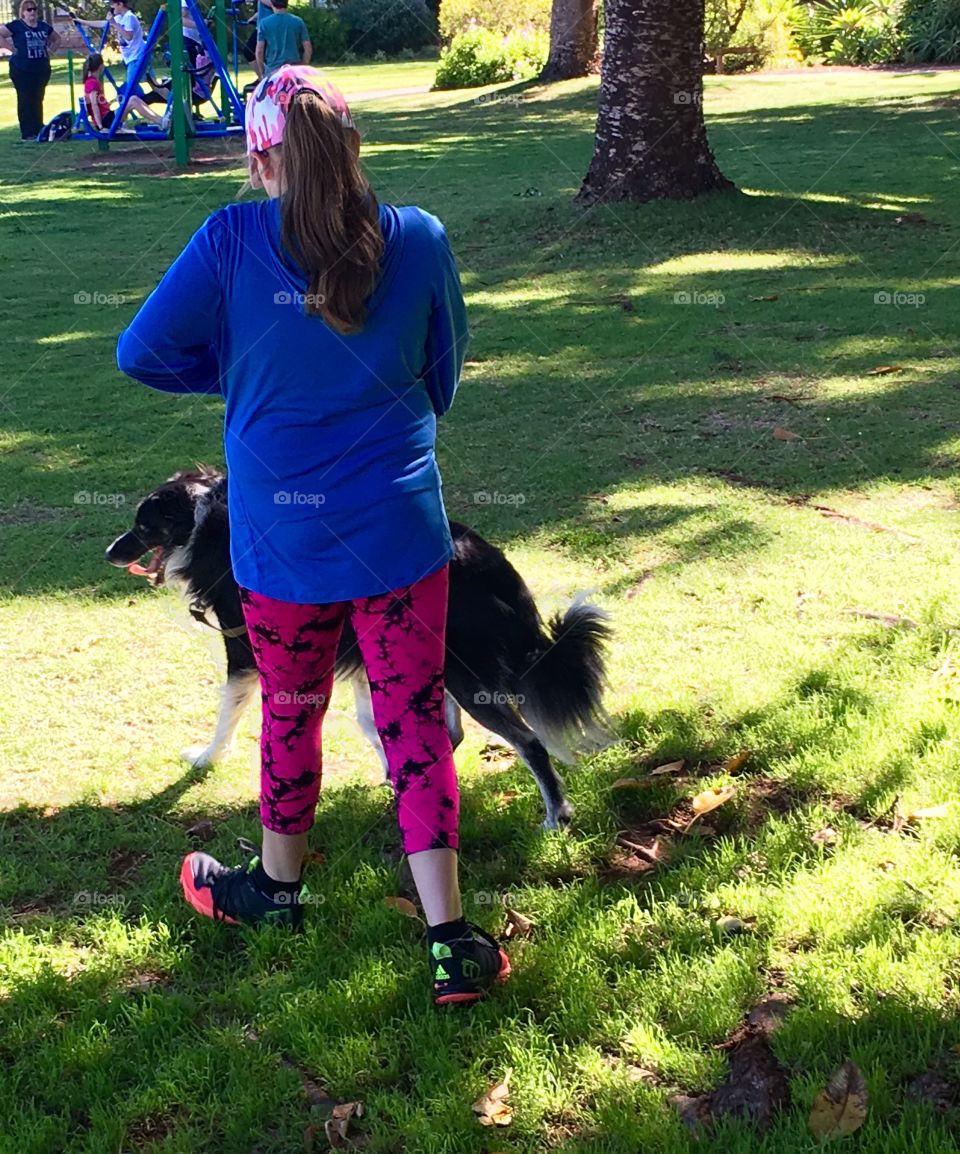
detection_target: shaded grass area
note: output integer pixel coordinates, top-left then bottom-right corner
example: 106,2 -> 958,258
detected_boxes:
3,68 -> 960,1152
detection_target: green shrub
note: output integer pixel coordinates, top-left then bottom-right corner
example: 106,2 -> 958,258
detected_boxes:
290,7 -> 347,63
704,0 -> 804,71
792,0 -> 903,64
901,0 -> 960,62
438,0 -> 551,42
433,27 -> 547,88
338,0 -> 437,56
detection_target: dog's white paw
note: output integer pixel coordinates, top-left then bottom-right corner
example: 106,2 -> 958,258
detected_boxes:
181,744 -> 220,768
542,800 -> 575,831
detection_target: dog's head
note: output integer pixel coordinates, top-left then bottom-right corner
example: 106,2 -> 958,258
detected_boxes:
105,467 -> 225,586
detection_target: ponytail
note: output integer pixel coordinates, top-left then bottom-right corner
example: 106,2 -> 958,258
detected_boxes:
277,92 -> 383,336
83,53 -> 103,80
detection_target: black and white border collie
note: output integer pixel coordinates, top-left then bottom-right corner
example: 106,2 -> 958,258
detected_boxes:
105,468 -> 611,829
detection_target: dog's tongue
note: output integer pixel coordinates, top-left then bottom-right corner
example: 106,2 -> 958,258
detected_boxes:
127,547 -> 164,577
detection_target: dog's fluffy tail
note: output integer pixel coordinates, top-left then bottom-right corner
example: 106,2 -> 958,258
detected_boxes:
517,595 -> 612,764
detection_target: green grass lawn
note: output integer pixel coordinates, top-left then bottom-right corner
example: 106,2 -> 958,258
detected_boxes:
4,63 -> 960,1152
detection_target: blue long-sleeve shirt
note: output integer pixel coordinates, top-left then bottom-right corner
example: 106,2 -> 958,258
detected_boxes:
117,199 -> 469,604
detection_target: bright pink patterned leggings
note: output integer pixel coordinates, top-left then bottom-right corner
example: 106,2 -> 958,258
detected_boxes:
238,564 -> 459,855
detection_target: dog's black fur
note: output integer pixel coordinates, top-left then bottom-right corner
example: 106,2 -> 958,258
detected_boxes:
105,468 -> 611,827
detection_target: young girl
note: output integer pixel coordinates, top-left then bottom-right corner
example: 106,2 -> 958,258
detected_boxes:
117,66 -> 510,1005
83,53 -> 165,132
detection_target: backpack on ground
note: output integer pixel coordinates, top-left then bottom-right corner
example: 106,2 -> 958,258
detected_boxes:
37,111 -> 73,142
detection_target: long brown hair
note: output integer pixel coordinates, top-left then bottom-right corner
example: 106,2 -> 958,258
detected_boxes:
277,92 -> 383,335
83,53 -> 103,80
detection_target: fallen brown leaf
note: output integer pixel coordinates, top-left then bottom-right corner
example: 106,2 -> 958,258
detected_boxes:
750,294 -> 779,302
473,1070 -> 513,1128
905,803 -> 952,820
384,896 -> 420,919
809,1061 -> 868,1139
773,426 -> 800,442
185,820 -> 216,841
650,759 -> 685,776
503,906 -> 535,939
894,212 -> 928,225
867,364 -> 905,375
691,785 -> 736,818
615,835 -> 668,864
611,778 -> 649,790
493,790 -> 520,808
324,1101 -> 364,1149
812,826 -> 838,846
723,750 -> 751,774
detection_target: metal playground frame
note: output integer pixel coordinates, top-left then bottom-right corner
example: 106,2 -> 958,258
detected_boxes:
68,0 -> 246,163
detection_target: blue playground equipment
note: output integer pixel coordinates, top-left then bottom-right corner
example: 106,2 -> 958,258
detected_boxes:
68,0 -> 245,163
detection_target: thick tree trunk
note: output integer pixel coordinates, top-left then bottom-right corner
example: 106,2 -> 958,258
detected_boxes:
541,0 -> 598,81
578,0 -> 734,203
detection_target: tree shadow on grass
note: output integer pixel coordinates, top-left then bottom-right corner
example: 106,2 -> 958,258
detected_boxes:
2,83 -> 960,594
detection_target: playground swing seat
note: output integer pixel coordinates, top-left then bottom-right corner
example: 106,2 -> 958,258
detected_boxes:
76,89 -> 178,140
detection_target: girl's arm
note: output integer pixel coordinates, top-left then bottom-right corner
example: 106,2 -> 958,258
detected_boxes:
85,89 -> 103,130
117,215 -> 223,394
422,225 -> 469,417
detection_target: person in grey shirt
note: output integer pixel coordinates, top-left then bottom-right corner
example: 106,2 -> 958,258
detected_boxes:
255,0 -> 310,77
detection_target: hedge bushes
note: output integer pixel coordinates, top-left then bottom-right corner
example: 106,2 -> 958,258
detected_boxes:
901,0 -> 960,61
433,26 -> 547,88
290,6 -> 346,63
437,0 -> 551,41
337,0 -> 436,56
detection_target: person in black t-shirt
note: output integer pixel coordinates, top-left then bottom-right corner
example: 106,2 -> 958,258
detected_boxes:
0,0 -> 61,140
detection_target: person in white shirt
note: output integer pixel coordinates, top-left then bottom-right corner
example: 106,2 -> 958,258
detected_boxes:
181,0 -> 201,66
77,0 -> 144,87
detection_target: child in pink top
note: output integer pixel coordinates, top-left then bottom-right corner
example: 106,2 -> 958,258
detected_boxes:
82,53 -> 163,131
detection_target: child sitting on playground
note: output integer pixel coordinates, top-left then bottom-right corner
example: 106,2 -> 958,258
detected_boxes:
83,52 -> 166,131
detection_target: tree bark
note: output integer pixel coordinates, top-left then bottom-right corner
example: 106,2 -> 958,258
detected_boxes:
541,0 -> 598,81
577,0 -> 734,203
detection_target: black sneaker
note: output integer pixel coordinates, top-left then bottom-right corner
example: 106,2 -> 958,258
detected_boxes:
431,924 -> 511,1005
180,851 -> 306,929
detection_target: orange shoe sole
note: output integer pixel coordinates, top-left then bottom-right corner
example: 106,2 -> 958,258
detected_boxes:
180,853 -> 240,926
434,948 -> 511,1005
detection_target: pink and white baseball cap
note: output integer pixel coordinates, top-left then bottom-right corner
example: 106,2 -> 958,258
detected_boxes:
245,65 -> 355,154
